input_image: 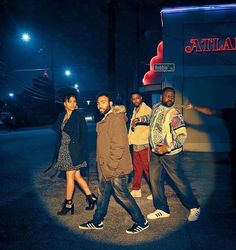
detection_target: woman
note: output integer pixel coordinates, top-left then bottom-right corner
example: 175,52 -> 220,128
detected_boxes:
53,93 -> 97,215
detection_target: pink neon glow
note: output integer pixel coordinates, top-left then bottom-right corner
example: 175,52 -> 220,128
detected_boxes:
142,41 -> 163,86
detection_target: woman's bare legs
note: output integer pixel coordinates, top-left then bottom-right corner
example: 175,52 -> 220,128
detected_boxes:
75,169 -> 97,210
74,170 -> 91,195
66,170 -> 76,200
59,169 -> 97,213
57,170 -> 75,215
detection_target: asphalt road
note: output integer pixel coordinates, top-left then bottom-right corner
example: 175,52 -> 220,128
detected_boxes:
0,125 -> 236,250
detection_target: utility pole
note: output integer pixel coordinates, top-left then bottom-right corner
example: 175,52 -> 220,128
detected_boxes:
107,0 -> 116,93
135,5 -> 140,91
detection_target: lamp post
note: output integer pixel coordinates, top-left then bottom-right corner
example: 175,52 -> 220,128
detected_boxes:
19,32 -> 56,123
20,32 -> 55,87
50,41 -> 55,87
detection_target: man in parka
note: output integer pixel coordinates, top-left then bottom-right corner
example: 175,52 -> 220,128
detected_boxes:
79,91 -> 149,234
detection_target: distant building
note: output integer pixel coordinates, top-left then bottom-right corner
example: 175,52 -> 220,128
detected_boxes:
23,72 -> 55,125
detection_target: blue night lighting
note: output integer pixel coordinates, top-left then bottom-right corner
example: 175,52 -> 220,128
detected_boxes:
65,70 -> 71,76
21,33 -> 31,42
161,4 -> 236,14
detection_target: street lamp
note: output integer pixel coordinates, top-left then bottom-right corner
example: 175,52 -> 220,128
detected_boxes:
9,93 -> 14,97
20,32 -> 55,87
21,33 -> 31,42
73,83 -> 80,93
65,69 -> 71,76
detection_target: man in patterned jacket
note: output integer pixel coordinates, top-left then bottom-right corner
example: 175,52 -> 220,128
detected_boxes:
132,87 -> 200,222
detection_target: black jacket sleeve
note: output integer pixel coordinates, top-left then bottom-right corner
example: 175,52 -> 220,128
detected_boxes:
76,112 -> 88,161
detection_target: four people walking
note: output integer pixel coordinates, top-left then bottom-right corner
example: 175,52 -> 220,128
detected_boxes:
52,88 -> 200,235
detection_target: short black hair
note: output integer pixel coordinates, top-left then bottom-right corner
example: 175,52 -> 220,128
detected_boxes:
130,91 -> 142,98
96,91 -> 113,102
161,87 -> 175,95
64,93 -> 78,102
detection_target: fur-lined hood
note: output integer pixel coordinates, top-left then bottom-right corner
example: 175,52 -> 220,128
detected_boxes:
112,105 -> 126,114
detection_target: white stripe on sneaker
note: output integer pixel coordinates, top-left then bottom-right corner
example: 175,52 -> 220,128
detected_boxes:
147,209 -> 170,220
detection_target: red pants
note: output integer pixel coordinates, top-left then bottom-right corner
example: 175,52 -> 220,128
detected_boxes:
132,147 -> 150,190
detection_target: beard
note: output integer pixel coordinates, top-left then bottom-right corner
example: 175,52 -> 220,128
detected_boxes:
162,101 -> 174,107
99,105 -> 111,115
133,102 -> 141,108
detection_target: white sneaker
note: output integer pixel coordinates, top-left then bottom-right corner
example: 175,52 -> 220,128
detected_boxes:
146,194 -> 153,200
188,207 -> 200,222
147,209 -> 170,220
130,189 -> 142,198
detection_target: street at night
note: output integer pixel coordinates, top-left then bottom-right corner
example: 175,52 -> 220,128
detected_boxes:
1,1 -> 236,249
0,126 -> 236,249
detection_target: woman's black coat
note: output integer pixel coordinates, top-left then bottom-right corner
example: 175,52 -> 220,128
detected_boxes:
53,110 -> 88,166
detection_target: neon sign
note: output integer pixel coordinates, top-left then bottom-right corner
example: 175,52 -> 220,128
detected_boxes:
185,37 -> 236,54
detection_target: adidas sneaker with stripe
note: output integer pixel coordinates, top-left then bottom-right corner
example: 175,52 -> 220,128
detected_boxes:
79,221 -> 103,230
188,207 -> 200,222
147,209 -> 170,220
126,220 -> 149,234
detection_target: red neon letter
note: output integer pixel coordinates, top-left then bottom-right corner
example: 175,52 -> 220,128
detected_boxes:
185,39 -> 202,54
222,37 -> 233,51
201,38 -> 212,52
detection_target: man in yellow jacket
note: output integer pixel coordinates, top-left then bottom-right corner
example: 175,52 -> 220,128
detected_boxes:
128,91 -> 152,198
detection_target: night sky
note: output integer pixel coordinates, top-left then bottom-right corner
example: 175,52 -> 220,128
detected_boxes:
1,0 -> 234,97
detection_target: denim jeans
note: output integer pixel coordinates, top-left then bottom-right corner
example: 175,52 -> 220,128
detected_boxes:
93,173 -> 145,225
149,152 -> 199,213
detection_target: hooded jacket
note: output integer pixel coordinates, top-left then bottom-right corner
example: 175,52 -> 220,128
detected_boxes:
96,105 -> 132,180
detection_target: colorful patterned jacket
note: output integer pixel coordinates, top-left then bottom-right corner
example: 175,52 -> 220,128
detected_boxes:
137,102 -> 187,155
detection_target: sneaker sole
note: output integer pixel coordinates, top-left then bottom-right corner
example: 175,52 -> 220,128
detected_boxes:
147,214 -> 170,220
188,219 -> 199,222
188,217 -> 200,222
78,226 -> 103,230
126,224 -> 149,234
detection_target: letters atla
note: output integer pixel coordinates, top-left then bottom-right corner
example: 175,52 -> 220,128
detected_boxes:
185,37 -> 236,54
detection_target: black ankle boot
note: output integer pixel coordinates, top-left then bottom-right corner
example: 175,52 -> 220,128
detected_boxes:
86,193 -> 97,210
57,200 -> 74,216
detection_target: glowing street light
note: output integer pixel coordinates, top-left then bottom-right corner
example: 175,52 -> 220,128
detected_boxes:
21,33 -> 31,42
18,32 -> 55,87
74,83 -> 80,93
65,70 -> 71,76
9,93 -> 14,97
